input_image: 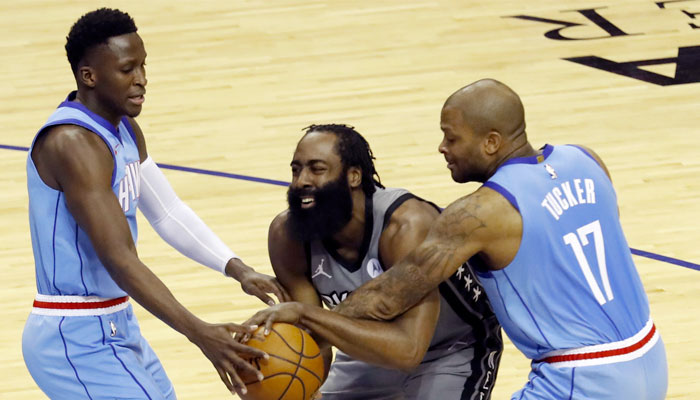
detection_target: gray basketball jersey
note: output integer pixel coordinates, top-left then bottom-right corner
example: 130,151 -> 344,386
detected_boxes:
308,187 -> 503,399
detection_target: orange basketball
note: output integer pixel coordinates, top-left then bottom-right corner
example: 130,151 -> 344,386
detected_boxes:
239,323 -> 325,400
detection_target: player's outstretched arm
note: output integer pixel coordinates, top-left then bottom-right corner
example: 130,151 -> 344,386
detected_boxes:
128,118 -> 288,305
244,291 -> 440,371
32,125 -> 266,395
334,191 -> 495,321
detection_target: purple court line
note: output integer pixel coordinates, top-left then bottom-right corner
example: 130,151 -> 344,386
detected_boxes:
0,144 -> 288,187
3,143 -> 699,271
631,248 -> 700,272
156,163 -> 289,187
1,144 -> 29,151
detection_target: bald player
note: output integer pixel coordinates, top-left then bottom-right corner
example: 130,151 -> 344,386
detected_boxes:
333,79 -> 668,399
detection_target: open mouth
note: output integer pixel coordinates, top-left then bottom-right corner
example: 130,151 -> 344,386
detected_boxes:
300,196 -> 315,209
128,95 -> 145,105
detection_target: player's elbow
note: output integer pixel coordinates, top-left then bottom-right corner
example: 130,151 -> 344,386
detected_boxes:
381,333 -> 429,372
390,342 -> 426,372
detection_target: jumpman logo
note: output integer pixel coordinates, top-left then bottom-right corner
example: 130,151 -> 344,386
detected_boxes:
312,258 -> 332,279
544,163 -> 558,179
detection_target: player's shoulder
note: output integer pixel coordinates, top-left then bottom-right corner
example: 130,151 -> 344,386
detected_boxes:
566,144 -> 612,179
384,196 -> 439,237
37,124 -> 111,160
42,123 -> 96,142
268,210 -> 301,248
270,209 -> 290,231
268,209 -> 308,272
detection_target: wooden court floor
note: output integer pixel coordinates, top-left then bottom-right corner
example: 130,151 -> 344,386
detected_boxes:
1,1 -> 698,398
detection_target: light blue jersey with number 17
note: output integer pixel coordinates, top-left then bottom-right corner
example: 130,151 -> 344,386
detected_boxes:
475,144 -> 667,399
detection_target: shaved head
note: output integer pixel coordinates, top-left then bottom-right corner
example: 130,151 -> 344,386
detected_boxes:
444,79 -> 525,139
439,79 -> 534,183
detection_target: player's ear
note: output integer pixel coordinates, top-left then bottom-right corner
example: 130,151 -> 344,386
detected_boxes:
347,166 -> 362,189
78,66 -> 97,88
483,130 -> 502,156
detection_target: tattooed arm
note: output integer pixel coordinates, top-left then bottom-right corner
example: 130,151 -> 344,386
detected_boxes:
334,187 -> 518,320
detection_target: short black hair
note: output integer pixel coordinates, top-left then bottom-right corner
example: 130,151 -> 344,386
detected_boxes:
65,8 -> 138,73
303,124 -> 384,195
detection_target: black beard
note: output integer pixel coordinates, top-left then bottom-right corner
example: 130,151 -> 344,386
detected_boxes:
286,175 -> 353,242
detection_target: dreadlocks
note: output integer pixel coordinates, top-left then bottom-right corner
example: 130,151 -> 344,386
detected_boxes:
303,124 -> 384,195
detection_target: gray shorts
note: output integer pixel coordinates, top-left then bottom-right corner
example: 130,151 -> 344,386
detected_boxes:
320,347 -> 481,400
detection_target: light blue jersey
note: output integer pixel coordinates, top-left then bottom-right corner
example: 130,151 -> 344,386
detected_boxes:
27,92 -> 141,298
23,92 -> 175,400
476,144 -> 667,399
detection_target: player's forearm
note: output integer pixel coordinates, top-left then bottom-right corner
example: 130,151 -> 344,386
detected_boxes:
224,257 -> 253,280
333,264 -> 429,321
335,245 -> 449,320
298,304 -> 425,371
103,253 -> 203,339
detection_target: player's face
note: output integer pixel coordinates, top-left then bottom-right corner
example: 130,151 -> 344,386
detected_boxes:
287,132 -> 354,241
438,106 -> 489,183
289,132 -> 345,203
89,32 -> 147,120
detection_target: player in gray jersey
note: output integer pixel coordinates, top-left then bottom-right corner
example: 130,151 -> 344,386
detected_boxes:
245,124 -> 502,399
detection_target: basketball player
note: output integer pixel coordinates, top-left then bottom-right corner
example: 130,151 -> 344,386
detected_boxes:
331,79 -> 669,399
246,124 -> 502,399
22,8 -> 287,399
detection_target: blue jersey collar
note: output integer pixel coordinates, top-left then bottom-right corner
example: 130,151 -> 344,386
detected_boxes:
59,91 -> 121,138
500,144 -> 553,167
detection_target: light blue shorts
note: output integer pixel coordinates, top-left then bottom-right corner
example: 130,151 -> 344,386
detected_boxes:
513,337 -> 667,400
23,298 -> 176,400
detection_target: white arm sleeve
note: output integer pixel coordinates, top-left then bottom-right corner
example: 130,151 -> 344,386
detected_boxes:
138,156 -> 236,274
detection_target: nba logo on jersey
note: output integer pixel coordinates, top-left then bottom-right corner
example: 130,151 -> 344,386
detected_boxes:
544,164 -> 557,179
544,163 -> 557,179
366,258 -> 383,278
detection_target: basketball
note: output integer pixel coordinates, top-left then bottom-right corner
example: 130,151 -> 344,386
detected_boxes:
239,323 -> 325,400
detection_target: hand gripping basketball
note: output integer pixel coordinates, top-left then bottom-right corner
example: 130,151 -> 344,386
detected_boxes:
238,323 -> 324,400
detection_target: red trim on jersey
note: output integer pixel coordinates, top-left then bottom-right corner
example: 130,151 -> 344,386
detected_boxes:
33,296 -> 129,310
538,324 -> 656,363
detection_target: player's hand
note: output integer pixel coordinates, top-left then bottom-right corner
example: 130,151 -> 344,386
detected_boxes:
239,269 -> 291,306
226,258 -> 290,305
188,321 -> 268,396
242,302 -> 306,338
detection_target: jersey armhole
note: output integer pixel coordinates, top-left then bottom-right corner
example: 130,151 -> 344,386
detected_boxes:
35,119 -> 118,186
482,181 -> 519,212
381,193 -> 416,229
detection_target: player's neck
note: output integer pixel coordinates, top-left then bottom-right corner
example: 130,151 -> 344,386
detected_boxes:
75,91 -> 122,128
484,139 -> 536,180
